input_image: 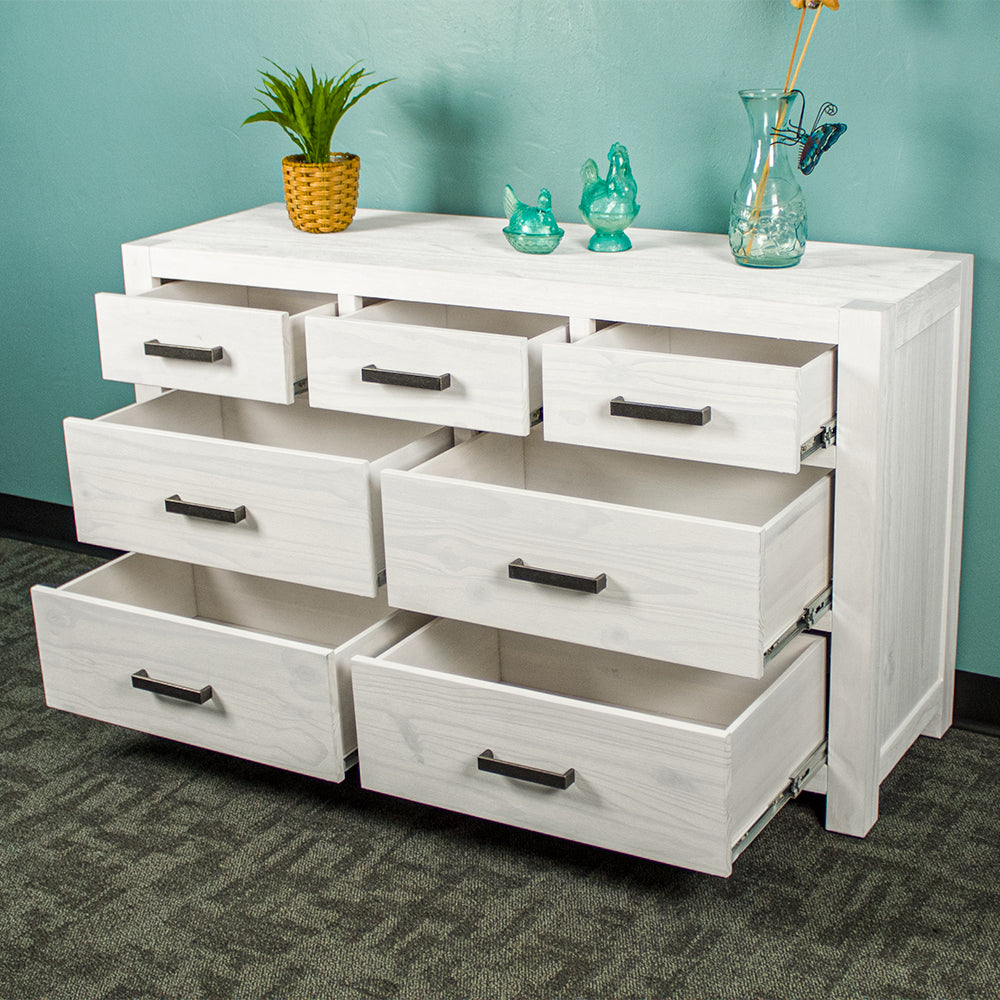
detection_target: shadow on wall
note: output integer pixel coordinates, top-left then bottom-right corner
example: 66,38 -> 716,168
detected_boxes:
399,77 -> 503,218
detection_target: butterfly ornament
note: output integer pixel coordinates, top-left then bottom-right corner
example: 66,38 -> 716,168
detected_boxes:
772,90 -> 847,175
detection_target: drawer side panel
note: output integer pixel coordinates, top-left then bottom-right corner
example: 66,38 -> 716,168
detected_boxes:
729,636 -> 828,844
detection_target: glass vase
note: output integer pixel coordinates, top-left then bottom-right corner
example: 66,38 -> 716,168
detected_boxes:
729,89 -> 807,268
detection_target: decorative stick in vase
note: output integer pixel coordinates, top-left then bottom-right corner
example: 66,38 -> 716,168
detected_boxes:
742,0 -> 830,257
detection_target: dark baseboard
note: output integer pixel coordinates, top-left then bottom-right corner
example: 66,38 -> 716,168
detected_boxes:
953,669 -> 1000,737
0,493 -> 123,559
2,494 -> 998,734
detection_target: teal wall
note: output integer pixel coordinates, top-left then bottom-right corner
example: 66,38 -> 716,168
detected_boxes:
2,0 -> 997,676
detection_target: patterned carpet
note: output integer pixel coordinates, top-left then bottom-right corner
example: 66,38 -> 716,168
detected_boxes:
1,534 -> 998,1000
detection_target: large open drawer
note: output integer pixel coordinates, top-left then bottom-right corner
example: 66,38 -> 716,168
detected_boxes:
353,618 -> 827,876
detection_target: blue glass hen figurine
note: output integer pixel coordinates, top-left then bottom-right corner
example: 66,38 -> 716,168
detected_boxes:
580,142 -> 639,251
502,185 -> 565,254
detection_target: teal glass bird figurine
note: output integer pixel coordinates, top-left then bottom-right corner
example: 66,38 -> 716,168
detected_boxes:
502,185 -> 565,254
580,142 -> 639,252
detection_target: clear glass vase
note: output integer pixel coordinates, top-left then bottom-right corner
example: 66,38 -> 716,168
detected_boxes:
729,89 -> 807,268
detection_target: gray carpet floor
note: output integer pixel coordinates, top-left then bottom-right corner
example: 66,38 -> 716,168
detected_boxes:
2,534 -> 998,1000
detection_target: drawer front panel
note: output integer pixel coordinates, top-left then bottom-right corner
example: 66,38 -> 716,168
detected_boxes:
542,335 -> 836,473
382,455 -> 832,677
32,573 -> 343,781
353,630 -> 828,876
95,284 -> 336,403
307,310 -> 564,434
65,416 -> 380,595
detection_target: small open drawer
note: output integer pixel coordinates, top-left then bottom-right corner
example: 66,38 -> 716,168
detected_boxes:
32,554 -> 428,781
352,619 -> 827,876
542,325 -> 836,473
306,301 -> 568,435
95,282 -> 338,403
381,429 -> 832,677
65,390 -> 452,596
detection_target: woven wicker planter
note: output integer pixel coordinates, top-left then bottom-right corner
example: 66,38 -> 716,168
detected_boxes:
282,153 -> 360,233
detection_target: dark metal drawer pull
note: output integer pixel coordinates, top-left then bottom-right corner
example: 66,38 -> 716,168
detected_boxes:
131,669 -> 213,704
361,364 -> 451,391
508,558 -> 606,594
144,339 -> 224,363
477,749 -> 575,789
164,494 -> 247,524
609,396 -> 711,426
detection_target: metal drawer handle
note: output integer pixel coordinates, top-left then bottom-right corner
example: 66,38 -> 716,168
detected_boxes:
477,749 -> 575,789
609,396 -> 711,426
508,558 -> 607,594
144,339 -> 224,363
131,669 -> 213,705
164,494 -> 247,524
361,364 -> 451,391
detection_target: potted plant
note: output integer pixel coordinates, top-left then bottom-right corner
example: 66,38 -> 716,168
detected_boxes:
243,60 -> 393,233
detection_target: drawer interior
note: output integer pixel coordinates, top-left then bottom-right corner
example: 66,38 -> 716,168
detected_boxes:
583,323 -> 834,367
346,300 -> 565,339
101,390 -> 447,461
413,429 -> 830,527
142,281 -> 336,316
62,553 -> 393,649
374,617 -> 822,730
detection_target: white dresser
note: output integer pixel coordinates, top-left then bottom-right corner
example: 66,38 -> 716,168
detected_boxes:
32,204 -> 972,876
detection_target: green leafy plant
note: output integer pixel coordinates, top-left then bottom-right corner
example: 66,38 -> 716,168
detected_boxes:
243,60 -> 394,163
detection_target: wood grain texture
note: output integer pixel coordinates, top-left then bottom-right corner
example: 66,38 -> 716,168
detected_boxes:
306,303 -> 565,434
33,553 -> 429,781
542,327 -> 835,472
126,204 -> 962,344
827,261 -> 970,835
33,564 -> 344,781
352,624 -> 825,875
381,433 -> 831,677
95,205 -> 972,864
96,282 -> 336,404
64,391 -> 450,596
923,255 -> 973,740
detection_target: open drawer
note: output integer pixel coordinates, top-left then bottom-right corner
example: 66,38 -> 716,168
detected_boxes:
32,554 -> 428,781
306,301 -> 567,435
65,390 -> 452,596
381,429 -> 832,677
95,282 -> 338,403
352,619 -> 827,876
542,324 -> 836,473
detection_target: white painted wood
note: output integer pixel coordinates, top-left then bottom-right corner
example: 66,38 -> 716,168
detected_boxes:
352,622 -> 825,875
56,205 -> 971,869
125,204 -> 962,345
32,556 -> 343,781
568,316 -> 598,343
826,301 -> 892,837
875,315 -> 954,747
337,293 -> 365,316
95,282 -> 336,404
64,391 -> 451,596
31,553 -> 423,781
543,325 -> 836,472
382,429 -> 831,676
121,242 -> 158,295
306,302 -> 566,434
880,681 -> 943,783
827,269 -> 972,836
923,255 -> 974,739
